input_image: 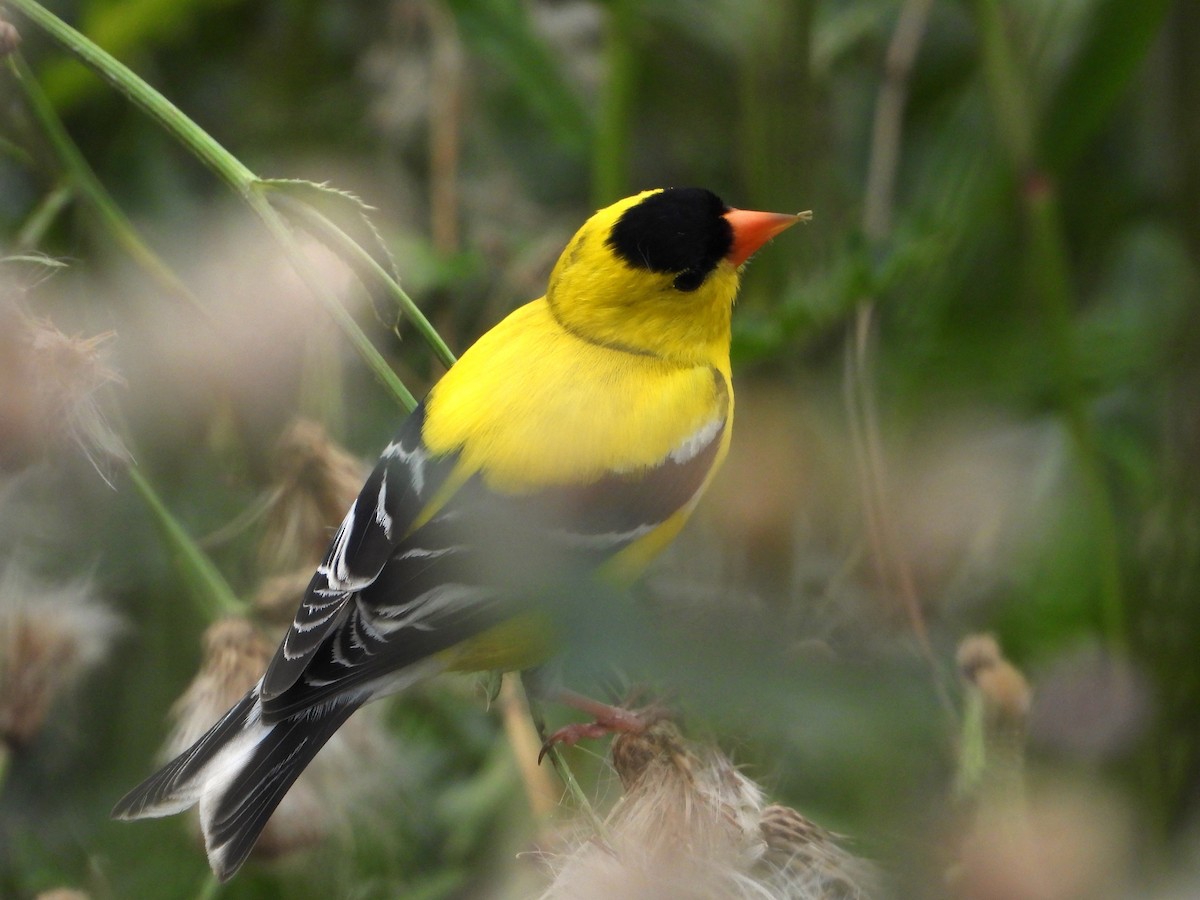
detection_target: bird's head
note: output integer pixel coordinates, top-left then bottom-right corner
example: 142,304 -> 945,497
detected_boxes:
546,187 -> 804,366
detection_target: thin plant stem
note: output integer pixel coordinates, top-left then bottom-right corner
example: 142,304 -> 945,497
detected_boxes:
198,487 -> 279,550
297,323 -> 346,435
128,464 -> 245,621
499,673 -> 560,821
428,2 -> 463,256
194,872 -> 222,900
737,2 -> 815,292
0,133 -> 37,168
971,0 -> 1035,172
592,0 -> 636,207
0,744 -> 9,800
847,0 -> 953,711
1025,180 -> 1127,645
842,319 -> 892,598
519,672 -> 608,839
257,206 -> 419,411
863,0 -> 936,242
15,181 -> 73,250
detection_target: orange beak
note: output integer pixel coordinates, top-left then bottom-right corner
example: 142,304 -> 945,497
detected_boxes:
723,208 -> 808,267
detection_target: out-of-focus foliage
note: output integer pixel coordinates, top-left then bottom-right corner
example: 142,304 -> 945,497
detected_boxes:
2,0 -> 1199,897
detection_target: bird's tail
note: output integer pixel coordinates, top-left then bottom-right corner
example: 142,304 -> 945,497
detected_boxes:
111,683 -> 359,882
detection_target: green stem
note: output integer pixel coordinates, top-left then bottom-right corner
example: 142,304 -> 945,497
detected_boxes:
0,133 -> 37,168
519,673 -> 608,839
15,180 -> 73,250
851,0 -> 956,716
8,53 -> 202,310
972,0 -> 1035,172
128,465 -> 245,621
541,740 -> 606,836
591,0 -> 636,208
193,872 -> 222,900
10,0 -> 418,410
953,689 -> 987,799
972,0 -> 1127,648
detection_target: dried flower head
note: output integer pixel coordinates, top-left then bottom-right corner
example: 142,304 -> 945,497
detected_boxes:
167,618 -> 274,753
34,890 -> 90,900
0,304 -> 129,481
167,616 -> 397,864
757,803 -> 871,896
540,719 -> 878,899
259,419 -> 367,572
251,567 -> 315,626
957,634 -> 1032,732
0,562 -> 122,748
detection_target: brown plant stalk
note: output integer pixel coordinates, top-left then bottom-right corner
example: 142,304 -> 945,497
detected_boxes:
845,0 -> 952,709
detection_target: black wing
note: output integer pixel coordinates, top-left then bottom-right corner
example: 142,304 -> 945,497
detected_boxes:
260,400 -> 458,701
260,373 -> 729,720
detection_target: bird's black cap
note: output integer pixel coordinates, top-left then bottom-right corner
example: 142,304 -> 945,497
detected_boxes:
607,188 -> 733,292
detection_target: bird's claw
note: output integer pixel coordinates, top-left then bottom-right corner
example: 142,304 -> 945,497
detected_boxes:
537,704 -> 657,763
538,721 -> 620,763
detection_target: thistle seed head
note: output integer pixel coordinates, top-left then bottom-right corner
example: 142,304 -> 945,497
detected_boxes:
0,562 -> 121,748
259,419 -> 366,572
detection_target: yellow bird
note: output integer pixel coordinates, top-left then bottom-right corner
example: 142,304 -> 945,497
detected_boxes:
112,187 -> 804,880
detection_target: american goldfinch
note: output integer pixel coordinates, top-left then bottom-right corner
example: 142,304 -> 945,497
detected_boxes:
112,187 -> 804,880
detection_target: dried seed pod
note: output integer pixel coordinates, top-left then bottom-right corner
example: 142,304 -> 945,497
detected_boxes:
259,419 -> 367,572
541,718 -> 879,899
0,305 -> 129,480
0,563 -> 121,748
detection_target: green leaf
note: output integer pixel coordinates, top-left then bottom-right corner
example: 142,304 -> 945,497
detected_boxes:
259,177 -> 401,295
1041,0 -> 1172,171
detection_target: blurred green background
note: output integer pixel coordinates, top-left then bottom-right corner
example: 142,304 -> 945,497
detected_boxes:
2,0 -> 1199,897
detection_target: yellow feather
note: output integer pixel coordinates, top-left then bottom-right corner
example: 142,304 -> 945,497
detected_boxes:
423,300 -> 732,492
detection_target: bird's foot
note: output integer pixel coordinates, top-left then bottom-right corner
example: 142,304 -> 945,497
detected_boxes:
537,690 -> 666,762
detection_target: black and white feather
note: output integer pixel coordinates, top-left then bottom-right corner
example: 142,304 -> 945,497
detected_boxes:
113,388 -> 729,881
